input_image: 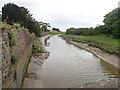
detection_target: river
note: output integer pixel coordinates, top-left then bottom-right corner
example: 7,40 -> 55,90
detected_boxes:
40,35 -> 118,88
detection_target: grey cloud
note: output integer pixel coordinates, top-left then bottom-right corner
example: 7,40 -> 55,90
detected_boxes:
48,13 -> 96,30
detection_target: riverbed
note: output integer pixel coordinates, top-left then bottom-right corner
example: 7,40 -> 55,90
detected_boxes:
40,35 -> 118,88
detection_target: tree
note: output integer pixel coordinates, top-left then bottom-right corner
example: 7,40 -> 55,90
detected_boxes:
42,23 -> 50,32
2,3 -> 43,37
2,3 -> 22,24
103,8 -> 120,38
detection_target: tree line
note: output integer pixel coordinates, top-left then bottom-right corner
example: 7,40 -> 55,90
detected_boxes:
2,3 -> 50,37
66,8 -> 120,38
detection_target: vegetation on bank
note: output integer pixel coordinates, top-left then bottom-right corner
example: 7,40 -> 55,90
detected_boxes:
11,54 -> 18,64
8,30 -> 18,46
62,35 -> 119,56
32,38 -> 42,55
49,31 -> 65,35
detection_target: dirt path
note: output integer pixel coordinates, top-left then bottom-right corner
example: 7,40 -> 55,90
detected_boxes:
22,35 -> 51,88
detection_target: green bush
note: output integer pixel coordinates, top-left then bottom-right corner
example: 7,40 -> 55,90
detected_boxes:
32,38 -> 42,55
13,23 -> 20,28
11,54 -> 18,64
8,30 -> 18,46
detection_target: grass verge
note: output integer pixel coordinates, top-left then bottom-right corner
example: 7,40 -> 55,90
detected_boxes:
62,35 -> 119,56
49,31 -> 65,35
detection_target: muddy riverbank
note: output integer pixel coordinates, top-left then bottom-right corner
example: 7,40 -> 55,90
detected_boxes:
22,35 -> 51,88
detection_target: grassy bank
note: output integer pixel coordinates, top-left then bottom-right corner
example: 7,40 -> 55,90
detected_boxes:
49,31 -> 65,35
62,35 -> 119,56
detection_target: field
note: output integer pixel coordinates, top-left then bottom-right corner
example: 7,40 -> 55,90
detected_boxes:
62,34 -> 119,56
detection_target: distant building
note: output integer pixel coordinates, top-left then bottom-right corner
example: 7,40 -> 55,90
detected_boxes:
52,28 -> 60,32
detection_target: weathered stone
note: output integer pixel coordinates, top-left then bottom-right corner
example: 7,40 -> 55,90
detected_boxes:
2,27 -> 35,88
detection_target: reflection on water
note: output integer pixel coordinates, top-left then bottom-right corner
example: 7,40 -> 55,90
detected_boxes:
45,36 -> 50,46
41,35 -> 118,88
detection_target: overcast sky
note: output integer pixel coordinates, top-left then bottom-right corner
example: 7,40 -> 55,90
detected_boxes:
0,0 -> 119,31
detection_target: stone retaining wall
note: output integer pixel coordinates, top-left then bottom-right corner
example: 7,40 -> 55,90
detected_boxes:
2,27 -> 34,88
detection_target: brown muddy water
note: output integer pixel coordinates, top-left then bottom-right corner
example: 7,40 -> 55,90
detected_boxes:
40,35 -> 118,88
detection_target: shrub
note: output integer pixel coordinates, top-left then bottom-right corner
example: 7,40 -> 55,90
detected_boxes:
32,38 -> 42,55
13,23 -> 20,29
11,54 -> 18,64
30,33 -> 35,37
8,30 -> 18,46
